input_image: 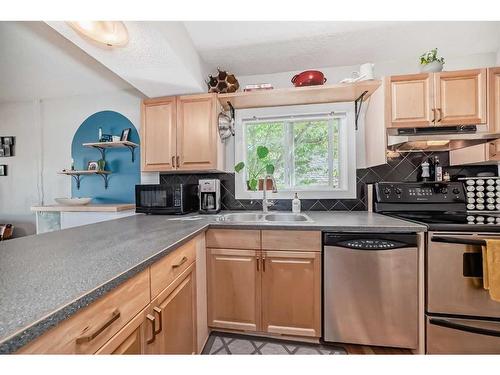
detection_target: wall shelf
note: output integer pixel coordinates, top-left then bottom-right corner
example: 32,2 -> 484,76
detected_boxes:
217,80 -> 381,111
59,170 -> 112,189
82,141 -> 139,162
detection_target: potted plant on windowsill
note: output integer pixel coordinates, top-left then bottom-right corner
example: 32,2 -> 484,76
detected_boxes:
234,145 -> 275,191
419,48 -> 445,73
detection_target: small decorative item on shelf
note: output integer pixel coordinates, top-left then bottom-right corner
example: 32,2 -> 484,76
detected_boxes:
0,136 -> 15,157
112,135 -> 121,142
206,67 -> 239,93
419,48 -> 445,73
71,158 -> 75,171
87,161 -> 99,171
243,83 -> 274,92
0,165 -> 6,176
97,159 -> 106,171
291,70 -> 327,87
99,134 -> 113,142
120,128 -> 131,141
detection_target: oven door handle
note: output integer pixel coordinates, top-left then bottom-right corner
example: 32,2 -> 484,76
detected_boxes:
429,318 -> 500,338
431,235 -> 486,246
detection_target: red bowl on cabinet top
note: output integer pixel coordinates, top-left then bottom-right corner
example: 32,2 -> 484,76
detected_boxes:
291,70 -> 327,87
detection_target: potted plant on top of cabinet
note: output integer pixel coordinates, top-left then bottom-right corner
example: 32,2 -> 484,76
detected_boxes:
419,48 -> 445,73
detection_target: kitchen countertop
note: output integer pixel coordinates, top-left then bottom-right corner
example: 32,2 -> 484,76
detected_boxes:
30,204 -> 135,212
0,211 -> 425,353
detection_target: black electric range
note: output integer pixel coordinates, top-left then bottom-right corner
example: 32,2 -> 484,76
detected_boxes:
373,181 -> 500,232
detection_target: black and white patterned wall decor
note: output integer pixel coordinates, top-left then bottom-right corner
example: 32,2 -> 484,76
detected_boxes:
161,151 -> 497,212
0,136 -> 15,158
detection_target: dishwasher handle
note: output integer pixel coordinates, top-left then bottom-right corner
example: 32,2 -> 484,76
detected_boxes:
431,236 -> 486,247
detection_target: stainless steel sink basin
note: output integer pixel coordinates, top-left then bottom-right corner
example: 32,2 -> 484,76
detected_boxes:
216,212 -> 312,223
216,213 -> 265,222
264,213 -> 312,222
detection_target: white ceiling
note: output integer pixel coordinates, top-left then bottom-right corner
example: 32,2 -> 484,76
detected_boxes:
46,21 -> 208,98
0,22 -> 135,103
183,21 -> 500,75
3,21 -> 500,102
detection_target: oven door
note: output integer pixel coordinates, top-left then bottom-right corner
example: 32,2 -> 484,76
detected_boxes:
427,316 -> 500,354
428,231 -> 500,319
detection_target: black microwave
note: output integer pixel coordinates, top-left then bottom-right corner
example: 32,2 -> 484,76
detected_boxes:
135,184 -> 198,214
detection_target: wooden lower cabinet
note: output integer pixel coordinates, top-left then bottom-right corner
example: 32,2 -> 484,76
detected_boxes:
207,248 -> 261,332
97,308 -> 152,354
206,230 -> 322,339
153,264 -> 197,354
261,251 -> 321,337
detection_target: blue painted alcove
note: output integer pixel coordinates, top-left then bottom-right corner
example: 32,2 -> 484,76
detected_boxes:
71,111 -> 140,203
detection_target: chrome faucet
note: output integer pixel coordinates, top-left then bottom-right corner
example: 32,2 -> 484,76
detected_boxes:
262,174 -> 277,213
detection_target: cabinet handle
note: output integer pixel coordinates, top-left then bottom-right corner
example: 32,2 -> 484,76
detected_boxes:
146,314 -> 156,344
75,309 -> 120,344
153,307 -> 163,334
172,156 -> 176,168
431,108 -> 436,123
437,108 -> 442,122
262,256 -> 266,272
256,256 -> 260,271
176,156 -> 180,168
172,256 -> 188,268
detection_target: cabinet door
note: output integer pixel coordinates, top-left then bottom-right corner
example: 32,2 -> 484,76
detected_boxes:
434,69 -> 487,125
386,74 -> 434,128
261,251 -> 321,338
96,309 -> 151,355
176,94 -> 218,171
155,265 -> 197,354
207,248 -> 261,332
490,67 -> 500,133
141,98 -> 177,171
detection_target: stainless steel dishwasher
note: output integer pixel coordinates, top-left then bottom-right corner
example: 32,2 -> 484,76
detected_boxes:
323,232 -> 419,349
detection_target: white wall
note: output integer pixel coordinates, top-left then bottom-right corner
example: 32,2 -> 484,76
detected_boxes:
237,52 -> 498,89
0,89 -> 142,237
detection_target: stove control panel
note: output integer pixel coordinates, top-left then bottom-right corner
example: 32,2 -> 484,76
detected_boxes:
375,182 -> 465,203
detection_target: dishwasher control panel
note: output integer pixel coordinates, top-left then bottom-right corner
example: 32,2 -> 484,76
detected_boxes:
337,239 -> 402,250
323,233 -> 417,250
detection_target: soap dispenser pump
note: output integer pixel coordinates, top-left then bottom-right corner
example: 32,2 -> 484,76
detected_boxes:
292,192 -> 301,213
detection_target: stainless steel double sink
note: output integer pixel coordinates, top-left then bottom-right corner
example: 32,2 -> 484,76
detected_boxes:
216,212 -> 313,223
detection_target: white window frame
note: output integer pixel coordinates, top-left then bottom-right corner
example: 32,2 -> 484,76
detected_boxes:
234,102 -> 356,200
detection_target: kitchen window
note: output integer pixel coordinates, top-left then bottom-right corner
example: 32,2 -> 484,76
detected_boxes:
234,103 -> 356,199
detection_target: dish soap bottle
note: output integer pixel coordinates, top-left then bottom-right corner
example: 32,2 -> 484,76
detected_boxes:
292,192 -> 301,213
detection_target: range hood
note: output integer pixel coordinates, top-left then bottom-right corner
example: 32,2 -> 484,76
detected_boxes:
387,125 -> 500,152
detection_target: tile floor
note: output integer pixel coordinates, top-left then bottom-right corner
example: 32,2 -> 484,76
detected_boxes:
202,331 -> 346,355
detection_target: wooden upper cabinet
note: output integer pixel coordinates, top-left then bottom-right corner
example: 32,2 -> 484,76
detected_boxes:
177,94 -> 219,171
141,93 -> 225,172
434,69 -> 487,125
141,97 -> 177,171
261,251 -> 321,338
386,74 -> 434,128
207,248 -> 261,332
489,67 -> 500,133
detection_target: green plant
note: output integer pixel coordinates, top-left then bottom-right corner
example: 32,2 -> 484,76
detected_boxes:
234,145 -> 275,191
420,48 -> 445,65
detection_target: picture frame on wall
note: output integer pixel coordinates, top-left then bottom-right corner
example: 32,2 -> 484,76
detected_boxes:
0,136 -> 15,157
120,128 -> 131,141
0,165 -> 6,176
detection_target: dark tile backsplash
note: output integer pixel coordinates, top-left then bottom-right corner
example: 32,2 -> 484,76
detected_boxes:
160,151 -> 498,212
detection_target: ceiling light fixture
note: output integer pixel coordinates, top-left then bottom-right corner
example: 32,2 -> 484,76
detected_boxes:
68,21 -> 129,47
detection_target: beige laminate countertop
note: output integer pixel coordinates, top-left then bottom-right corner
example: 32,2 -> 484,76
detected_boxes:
30,204 -> 135,212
